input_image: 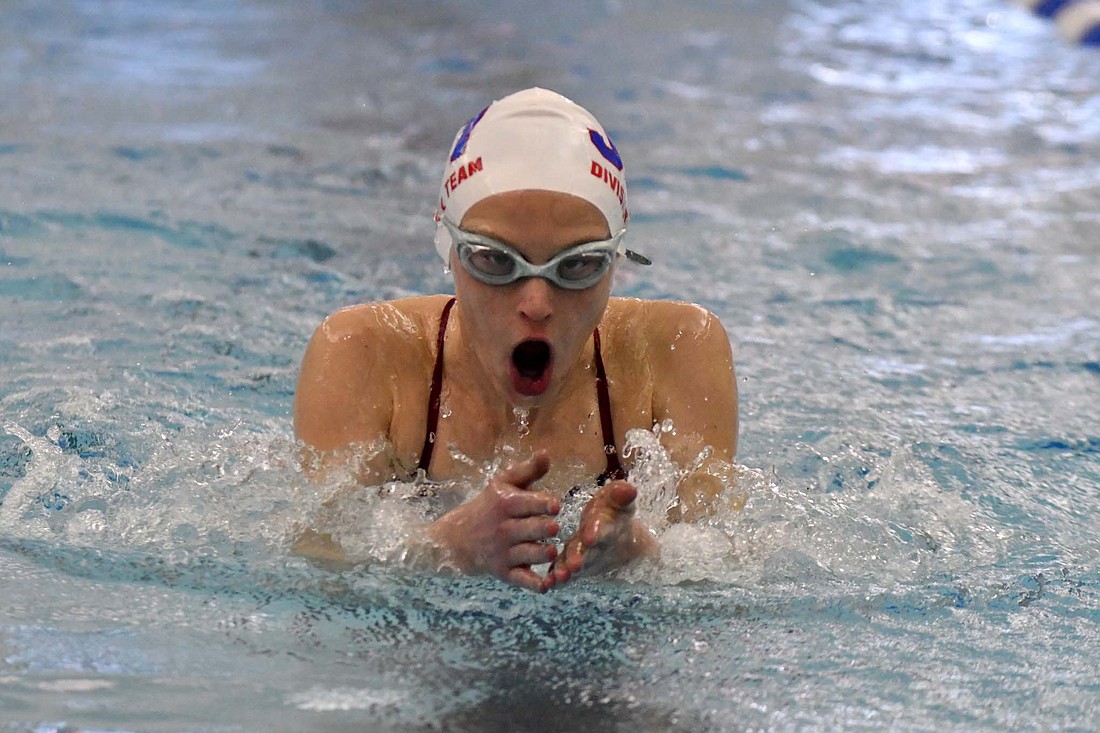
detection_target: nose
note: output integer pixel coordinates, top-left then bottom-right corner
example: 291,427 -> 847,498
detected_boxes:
516,277 -> 553,322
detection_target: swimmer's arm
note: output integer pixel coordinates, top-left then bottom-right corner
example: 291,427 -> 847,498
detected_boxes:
648,302 -> 738,522
292,307 -> 402,563
294,306 -> 399,485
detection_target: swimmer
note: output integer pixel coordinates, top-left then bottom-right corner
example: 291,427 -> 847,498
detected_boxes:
293,88 -> 738,592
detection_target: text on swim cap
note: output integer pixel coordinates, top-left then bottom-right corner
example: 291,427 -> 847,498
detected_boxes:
590,161 -> 626,211
442,157 -> 483,204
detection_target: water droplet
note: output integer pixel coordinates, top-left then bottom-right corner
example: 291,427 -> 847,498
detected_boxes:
428,431 -> 436,444
440,404 -> 452,419
449,446 -> 476,467
512,407 -> 530,437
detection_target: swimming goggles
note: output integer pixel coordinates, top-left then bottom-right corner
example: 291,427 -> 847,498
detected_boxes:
440,217 -> 649,290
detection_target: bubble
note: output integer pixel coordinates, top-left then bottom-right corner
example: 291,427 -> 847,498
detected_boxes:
511,407 -> 530,438
447,446 -> 478,469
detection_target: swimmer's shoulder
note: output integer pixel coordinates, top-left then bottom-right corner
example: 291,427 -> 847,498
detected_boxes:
318,294 -> 453,343
301,295 -> 452,386
603,297 -> 731,360
305,295 -> 451,364
296,295 -> 452,449
603,299 -> 737,460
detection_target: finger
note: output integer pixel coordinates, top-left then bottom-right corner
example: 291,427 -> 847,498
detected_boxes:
506,541 -> 558,568
577,483 -> 636,544
580,515 -> 602,546
547,555 -> 569,585
560,537 -> 587,574
559,548 -> 587,579
548,562 -> 571,586
496,450 -> 551,490
501,490 -> 560,519
603,481 -> 638,511
506,565 -> 550,593
500,516 -> 559,544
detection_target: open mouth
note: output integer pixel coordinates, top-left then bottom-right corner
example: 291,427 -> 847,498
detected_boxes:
510,340 -> 553,396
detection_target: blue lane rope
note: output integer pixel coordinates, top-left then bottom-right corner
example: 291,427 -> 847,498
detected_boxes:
1015,0 -> 1100,45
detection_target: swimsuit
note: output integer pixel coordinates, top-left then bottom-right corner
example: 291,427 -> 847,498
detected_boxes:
417,297 -> 626,484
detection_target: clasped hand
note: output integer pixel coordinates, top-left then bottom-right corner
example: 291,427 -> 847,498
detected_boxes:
426,450 -> 653,593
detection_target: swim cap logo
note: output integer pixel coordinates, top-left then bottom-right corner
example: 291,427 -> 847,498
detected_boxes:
588,129 -> 623,171
449,106 -> 488,162
588,128 -> 626,219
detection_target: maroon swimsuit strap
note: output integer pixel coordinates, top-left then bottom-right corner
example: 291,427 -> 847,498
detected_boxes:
592,328 -> 626,483
417,297 -> 623,481
417,297 -> 456,474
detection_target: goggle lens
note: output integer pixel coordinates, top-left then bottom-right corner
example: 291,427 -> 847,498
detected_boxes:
557,253 -> 611,283
464,245 -> 519,278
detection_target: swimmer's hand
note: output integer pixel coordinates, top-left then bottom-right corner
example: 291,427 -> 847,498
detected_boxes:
549,481 -> 659,585
426,450 -> 561,593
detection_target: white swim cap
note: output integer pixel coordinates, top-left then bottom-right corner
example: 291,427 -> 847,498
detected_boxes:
435,88 -> 645,265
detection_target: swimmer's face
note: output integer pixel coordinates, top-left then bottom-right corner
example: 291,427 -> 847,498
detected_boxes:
453,190 -> 614,403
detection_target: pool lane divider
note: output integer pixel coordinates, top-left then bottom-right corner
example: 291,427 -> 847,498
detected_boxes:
1014,0 -> 1100,45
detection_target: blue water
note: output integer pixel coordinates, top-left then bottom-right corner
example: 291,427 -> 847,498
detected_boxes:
2,1 -> 1099,731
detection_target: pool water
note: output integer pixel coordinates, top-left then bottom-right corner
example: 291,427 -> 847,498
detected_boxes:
2,0 -> 1099,730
